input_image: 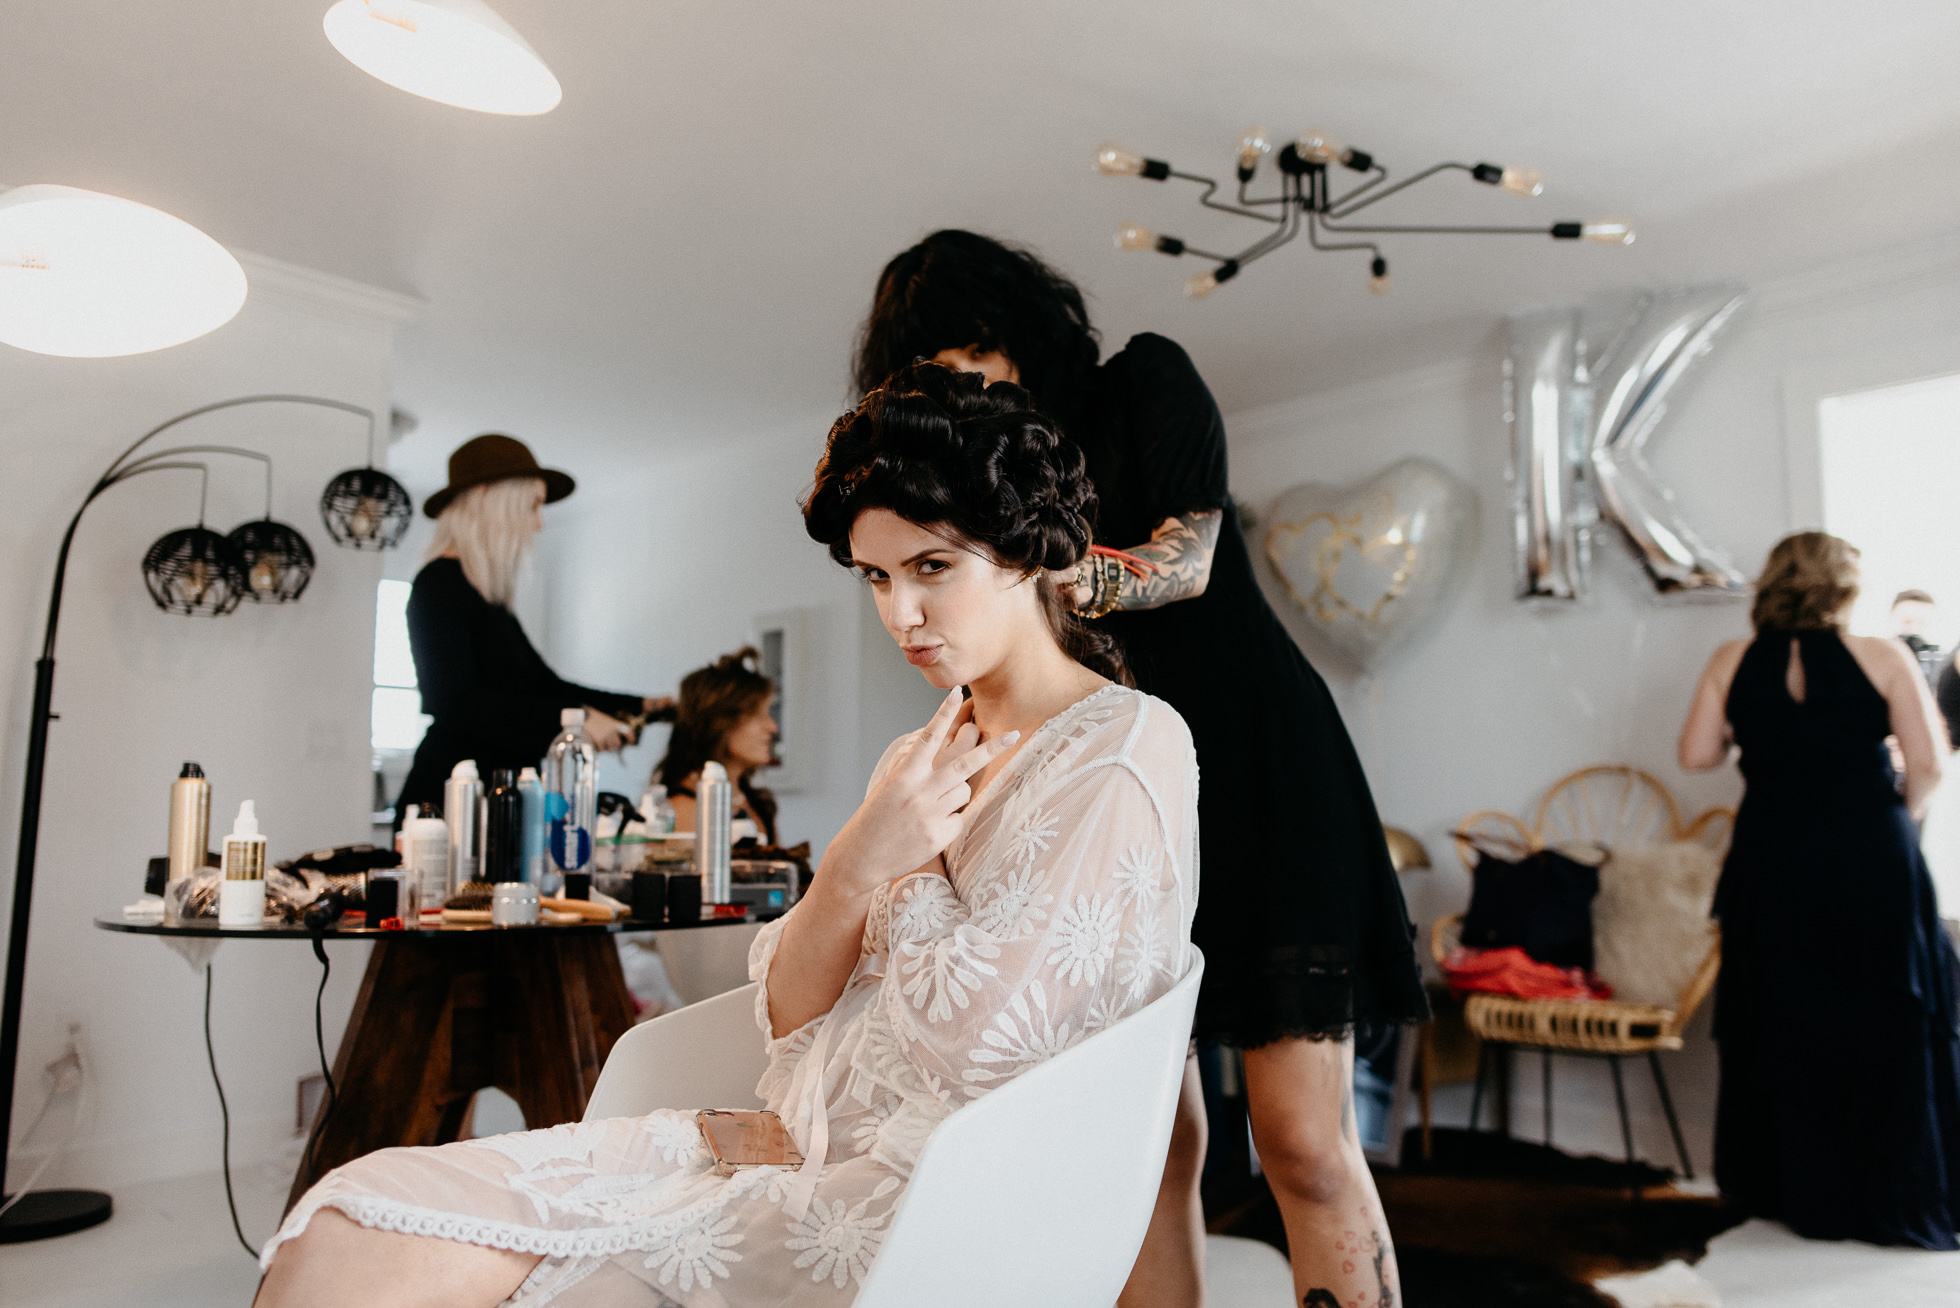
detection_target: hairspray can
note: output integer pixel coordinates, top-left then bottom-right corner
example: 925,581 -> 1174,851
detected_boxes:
518,767 -> 546,885
444,759 -> 482,893
166,761 -> 210,916
483,768 -> 524,882
698,761 -> 732,905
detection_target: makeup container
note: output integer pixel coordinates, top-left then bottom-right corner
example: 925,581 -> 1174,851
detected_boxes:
365,869 -> 402,927
666,871 -> 702,925
401,804 -> 448,920
217,800 -> 267,926
632,870 -> 668,922
563,871 -> 592,901
491,880 -> 540,927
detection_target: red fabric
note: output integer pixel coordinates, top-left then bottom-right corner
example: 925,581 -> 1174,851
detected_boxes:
1440,946 -> 1613,1002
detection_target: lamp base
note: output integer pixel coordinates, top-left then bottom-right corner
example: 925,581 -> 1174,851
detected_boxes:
0,1188 -> 112,1243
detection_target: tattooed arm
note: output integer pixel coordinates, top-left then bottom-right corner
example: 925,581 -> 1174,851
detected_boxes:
1067,509 -> 1223,613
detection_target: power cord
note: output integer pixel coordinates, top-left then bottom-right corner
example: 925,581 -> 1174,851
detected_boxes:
202,963 -> 258,1259
300,932 -> 340,1185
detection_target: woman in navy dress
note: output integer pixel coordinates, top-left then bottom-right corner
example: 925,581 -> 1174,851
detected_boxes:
1680,531 -> 1960,1248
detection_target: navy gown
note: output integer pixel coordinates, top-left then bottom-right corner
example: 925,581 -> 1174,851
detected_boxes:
1714,628 -> 1960,1248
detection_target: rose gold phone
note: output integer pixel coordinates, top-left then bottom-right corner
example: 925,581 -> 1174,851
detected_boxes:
696,1109 -> 805,1177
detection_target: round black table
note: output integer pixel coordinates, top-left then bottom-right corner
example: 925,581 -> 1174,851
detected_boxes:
95,909 -> 761,1210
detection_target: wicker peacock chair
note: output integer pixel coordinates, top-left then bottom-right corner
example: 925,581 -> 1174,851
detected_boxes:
1433,766 -> 1731,1177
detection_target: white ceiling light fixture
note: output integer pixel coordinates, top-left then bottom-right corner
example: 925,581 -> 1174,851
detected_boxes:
323,0 -> 562,115
0,185 -> 247,357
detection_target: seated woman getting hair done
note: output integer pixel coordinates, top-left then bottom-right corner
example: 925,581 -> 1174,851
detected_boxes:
658,647 -> 781,846
254,363 -> 1199,1307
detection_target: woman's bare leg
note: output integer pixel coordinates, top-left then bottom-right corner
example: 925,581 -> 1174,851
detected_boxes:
255,1208 -> 542,1308
1119,1054 -> 1208,1308
1244,1036 -> 1399,1308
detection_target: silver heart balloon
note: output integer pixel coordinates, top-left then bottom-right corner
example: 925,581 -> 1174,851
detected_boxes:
1257,458 -> 1477,673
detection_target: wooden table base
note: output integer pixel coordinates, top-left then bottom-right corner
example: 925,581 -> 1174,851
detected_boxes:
286,932 -> 636,1211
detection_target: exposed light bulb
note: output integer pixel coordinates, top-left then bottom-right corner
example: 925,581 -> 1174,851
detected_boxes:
182,560 -> 213,605
1095,143 -> 1145,176
1499,166 -> 1543,198
1237,125 -> 1272,174
323,0 -> 562,115
0,184 -> 246,357
1113,222 -> 1156,252
349,497 -> 383,541
1369,256 -> 1391,296
1581,220 -> 1635,246
1296,129 -> 1344,164
251,557 -> 280,593
1185,271 -> 1219,300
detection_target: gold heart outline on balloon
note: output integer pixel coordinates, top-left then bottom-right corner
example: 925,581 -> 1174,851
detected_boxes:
1265,493 -> 1418,625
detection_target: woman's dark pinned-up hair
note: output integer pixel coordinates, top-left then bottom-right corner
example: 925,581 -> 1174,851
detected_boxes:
804,361 -> 1129,685
854,230 -> 1101,420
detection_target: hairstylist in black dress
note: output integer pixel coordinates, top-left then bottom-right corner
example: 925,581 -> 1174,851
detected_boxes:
395,435 -> 670,822
855,231 -> 1426,1308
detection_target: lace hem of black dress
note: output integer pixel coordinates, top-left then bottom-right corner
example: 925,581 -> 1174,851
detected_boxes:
1193,952 -> 1430,1049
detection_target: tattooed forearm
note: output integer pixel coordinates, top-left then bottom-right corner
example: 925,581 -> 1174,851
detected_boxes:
1114,509 -> 1222,611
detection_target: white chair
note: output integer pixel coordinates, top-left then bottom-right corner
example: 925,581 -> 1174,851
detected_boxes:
585,950 -> 1206,1308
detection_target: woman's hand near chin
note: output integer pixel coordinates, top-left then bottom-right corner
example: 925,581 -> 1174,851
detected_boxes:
819,689 -> 1017,901
767,691 -> 1015,1037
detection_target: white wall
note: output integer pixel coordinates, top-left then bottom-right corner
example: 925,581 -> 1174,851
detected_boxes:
1226,230 -> 1960,1166
0,255 -> 417,1196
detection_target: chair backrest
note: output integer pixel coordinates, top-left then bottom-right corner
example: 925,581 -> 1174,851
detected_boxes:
583,983 -> 768,1122
856,951 -> 1204,1308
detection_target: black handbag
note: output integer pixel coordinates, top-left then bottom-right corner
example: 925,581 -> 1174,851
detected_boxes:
1460,842 -> 1600,970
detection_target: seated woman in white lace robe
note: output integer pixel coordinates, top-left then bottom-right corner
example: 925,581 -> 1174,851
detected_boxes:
257,363 -> 1199,1308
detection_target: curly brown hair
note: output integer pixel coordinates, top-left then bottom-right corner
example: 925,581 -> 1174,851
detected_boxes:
1751,531 -> 1860,631
655,647 -> 777,844
802,361 -> 1128,684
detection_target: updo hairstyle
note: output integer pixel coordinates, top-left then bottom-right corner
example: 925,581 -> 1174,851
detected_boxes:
1751,531 -> 1860,631
803,362 -> 1128,684
656,646 -> 778,844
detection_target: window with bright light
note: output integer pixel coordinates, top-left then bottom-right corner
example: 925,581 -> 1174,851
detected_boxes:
372,578 -> 431,751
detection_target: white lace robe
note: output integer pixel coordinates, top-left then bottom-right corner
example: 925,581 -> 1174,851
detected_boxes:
265,685 -> 1198,1306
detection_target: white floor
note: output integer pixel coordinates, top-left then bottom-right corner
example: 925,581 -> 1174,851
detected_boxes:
3,1171 -> 1955,1306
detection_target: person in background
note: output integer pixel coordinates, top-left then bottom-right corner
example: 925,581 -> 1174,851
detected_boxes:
655,647 -> 781,846
1679,531 -> 1960,1248
396,434 -> 669,821
1891,588 -> 1942,688
855,230 -> 1424,1308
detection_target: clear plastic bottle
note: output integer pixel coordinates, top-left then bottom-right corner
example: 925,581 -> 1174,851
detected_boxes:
402,803 -> 449,920
544,708 -> 597,879
639,783 -> 677,835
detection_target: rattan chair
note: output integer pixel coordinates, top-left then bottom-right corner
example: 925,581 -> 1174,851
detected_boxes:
1432,766 -> 1731,1177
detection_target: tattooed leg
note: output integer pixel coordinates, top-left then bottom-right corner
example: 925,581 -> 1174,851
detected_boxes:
1244,1037 -> 1402,1308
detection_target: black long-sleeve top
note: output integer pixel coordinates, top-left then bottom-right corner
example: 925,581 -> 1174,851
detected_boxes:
395,557 -> 643,818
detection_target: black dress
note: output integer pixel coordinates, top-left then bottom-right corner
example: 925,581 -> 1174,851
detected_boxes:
396,558 -> 644,820
1073,333 -> 1427,1046
1715,629 -> 1960,1248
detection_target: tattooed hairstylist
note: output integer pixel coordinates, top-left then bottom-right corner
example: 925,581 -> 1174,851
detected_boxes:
854,230 -> 1427,1308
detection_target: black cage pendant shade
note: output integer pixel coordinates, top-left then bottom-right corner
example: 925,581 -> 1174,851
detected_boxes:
320,466 -> 413,550
227,518 -> 316,602
142,525 -> 246,616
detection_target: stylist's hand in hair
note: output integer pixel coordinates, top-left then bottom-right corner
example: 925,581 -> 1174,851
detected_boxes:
584,708 -> 629,752
819,688 -> 1018,898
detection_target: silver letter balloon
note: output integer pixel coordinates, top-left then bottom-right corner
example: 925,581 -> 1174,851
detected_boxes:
1506,286 -> 1749,601
1259,457 -> 1476,673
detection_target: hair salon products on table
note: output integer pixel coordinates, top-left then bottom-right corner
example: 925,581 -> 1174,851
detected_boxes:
217,800 -> 268,926
697,761 -> 732,906
483,768 -> 524,883
166,761 -> 210,917
545,708 -> 597,879
401,804 -> 449,918
444,758 -> 483,894
518,766 -> 546,886
638,784 -> 676,835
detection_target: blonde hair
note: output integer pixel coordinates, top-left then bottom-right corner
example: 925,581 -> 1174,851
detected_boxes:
427,478 -> 544,607
1751,531 -> 1860,632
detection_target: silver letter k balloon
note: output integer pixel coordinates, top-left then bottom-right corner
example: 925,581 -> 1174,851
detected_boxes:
1506,286 -> 1749,601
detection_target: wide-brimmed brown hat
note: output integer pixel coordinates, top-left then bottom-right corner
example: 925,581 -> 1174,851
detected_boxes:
423,434 -> 576,518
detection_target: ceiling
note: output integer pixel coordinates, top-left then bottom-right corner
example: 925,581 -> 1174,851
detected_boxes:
5,1 -> 1960,492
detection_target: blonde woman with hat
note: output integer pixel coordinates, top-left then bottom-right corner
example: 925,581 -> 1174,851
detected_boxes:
394,434 -> 669,822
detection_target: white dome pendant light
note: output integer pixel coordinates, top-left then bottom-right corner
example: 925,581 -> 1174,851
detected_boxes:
0,185 -> 247,357
323,0 -> 562,115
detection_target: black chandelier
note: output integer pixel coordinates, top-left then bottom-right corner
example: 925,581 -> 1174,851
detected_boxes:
320,465 -> 412,550
1094,127 -> 1634,297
